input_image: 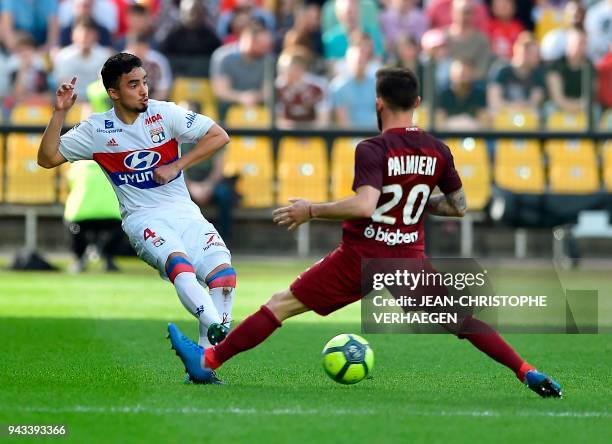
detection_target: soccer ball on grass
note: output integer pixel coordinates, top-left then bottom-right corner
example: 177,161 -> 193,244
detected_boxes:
322,334 -> 374,384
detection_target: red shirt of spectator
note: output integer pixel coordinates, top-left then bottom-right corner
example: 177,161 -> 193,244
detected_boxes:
487,0 -> 524,59
596,51 -> 612,108
426,0 -> 490,33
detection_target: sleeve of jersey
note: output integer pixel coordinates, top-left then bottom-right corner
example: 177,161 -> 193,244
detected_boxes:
58,120 -> 95,162
168,102 -> 215,144
438,145 -> 463,194
352,141 -> 384,192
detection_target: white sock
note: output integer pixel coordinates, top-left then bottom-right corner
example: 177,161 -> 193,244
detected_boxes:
173,272 -> 221,346
209,286 -> 235,328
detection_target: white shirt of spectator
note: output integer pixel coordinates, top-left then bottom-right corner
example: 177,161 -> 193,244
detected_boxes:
59,99 -> 214,221
54,44 -> 112,98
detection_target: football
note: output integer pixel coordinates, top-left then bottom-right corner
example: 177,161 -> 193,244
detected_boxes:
322,334 -> 374,384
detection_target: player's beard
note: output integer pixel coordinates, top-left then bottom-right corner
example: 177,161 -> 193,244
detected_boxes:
376,108 -> 382,131
126,103 -> 148,113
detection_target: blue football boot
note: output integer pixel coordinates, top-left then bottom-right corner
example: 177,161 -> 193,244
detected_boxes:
167,323 -> 222,384
525,369 -> 562,398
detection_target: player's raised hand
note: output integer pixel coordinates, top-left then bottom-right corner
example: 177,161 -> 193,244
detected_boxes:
272,198 -> 312,231
153,163 -> 181,185
54,77 -> 78,112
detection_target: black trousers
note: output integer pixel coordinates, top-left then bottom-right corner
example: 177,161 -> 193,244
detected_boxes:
66,219 -> 124,260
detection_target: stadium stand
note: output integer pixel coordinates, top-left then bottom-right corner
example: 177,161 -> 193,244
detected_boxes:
223,136 -> 275,208
6,105 -> 56,204
330,137 -> 359,200
277,137 -> 329,204
493,109 -> 540,131
171,77 -> 218,121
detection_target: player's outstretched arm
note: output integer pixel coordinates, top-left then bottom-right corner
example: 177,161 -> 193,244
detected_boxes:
425,187 -> 467,217
38,77 -> 77,169
153,124 -> 230,185
272,185 -> 381,231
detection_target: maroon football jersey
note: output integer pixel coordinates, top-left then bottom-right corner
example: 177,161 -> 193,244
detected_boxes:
342,127 -> 462,255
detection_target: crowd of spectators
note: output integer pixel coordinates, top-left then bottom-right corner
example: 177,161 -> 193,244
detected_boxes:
0,0 -> 610,130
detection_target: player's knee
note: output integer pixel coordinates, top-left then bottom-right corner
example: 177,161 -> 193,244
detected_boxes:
165,253 -> 195,283
266,290 -> 306,321
206,264 -> 237,290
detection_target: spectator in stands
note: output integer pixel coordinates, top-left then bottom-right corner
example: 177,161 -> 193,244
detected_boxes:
487,0 -> 525,60
487,31 -> 545,113
545,27 -> 593,114
596,44 -> 612,110
54,19 -> 112,101
217,0 -> 275,40
116,3 -> 155,49
330,43 -> 377,128
426,0 -> 489,33
125,35 -> 173,100
332,31 -> 381,77
210,23 -> 274,120
1,0 -> 59,51
387,35 -> 424,94
379,0 -> 429,50
421,28 -> 452,90
160,0 -> 221,59
59,0 -> 113,47
0,47 -> 10,111
540,0 -> 585,62
275,49 -> 330,128
445,0 -> 492,81
222,7 -> 254,44
585,0 -> 612,63
180,100 -> 239,243
323,0 -> 384,59
283,2 -> 323,61
59,0 -> 118,43
436,58 -> 488,130
273,0 -> 298,52
6,33 -> 50,106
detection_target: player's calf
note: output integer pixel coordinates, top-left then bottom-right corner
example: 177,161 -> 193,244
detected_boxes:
166,253 -> 222,346
205,264 -> 237,345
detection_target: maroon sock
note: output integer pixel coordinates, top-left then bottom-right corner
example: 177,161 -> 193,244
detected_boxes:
205,305 -> 281,369
459,317 -> 532,381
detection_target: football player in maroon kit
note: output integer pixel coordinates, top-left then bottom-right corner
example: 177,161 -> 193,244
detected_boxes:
168,67 -> 562,397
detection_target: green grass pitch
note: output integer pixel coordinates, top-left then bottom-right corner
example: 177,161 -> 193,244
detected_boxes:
0,259 -> 610,443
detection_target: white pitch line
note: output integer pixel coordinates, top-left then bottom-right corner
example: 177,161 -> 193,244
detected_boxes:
2,405 -> 610,418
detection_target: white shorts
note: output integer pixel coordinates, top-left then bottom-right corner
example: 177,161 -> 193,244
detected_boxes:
123,213 -> 231,283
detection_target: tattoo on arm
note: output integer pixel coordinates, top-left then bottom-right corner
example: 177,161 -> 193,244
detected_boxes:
426,188 -> 467,217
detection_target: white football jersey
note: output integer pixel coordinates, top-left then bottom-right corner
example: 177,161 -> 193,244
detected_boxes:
59,99 -> 214,221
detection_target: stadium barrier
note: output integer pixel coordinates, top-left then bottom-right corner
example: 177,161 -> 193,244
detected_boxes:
0,124 -> 611,257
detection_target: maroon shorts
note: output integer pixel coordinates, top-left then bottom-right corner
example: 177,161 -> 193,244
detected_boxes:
290,243 -> 424,316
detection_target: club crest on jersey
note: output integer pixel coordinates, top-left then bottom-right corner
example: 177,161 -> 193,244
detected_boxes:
145,113 -> 163,125
104,120 -> 114,129
149,126 -> 166,144
124,150 -> 162,170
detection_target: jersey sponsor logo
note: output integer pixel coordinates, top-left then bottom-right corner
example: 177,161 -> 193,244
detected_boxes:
388,155 -> 437,177
97,127 -> 123,133
106,138 -> 119,147
144,113 -> 163,125
185,111 -> 197,128
124,150 -> 162,170
149,126 -> 166,144
105,120 -> 114,129
363,224 -> 419,246
93,139 -> 180,189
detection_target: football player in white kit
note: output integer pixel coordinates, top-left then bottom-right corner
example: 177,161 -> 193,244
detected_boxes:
38,53 -> 235,382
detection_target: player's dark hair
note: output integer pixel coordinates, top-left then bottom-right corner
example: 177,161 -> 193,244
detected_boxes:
101,53 -> 143,90
375,67 -> 420,111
